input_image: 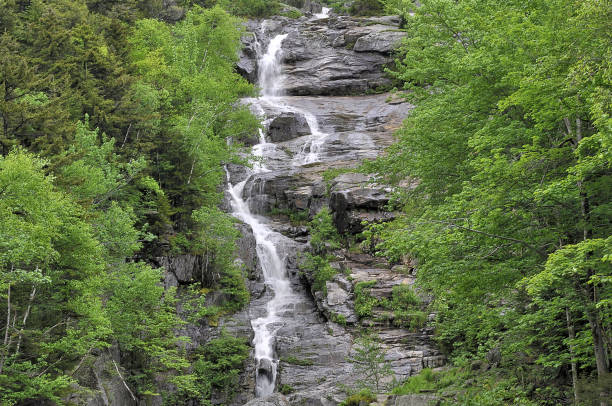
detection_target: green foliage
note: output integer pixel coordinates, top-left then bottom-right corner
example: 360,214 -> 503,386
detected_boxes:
191,333 -> 250,404
217,0 -> 281,17
130,5 -> 258,233
280,384 -> 294,395
331,312 -> 348,325
309,208 -> 341,255
0,150 -> 108,403
349,0 -> 385,16
300,207 -> 343,295
191,206 -> 249,312
339,388 -> 377,406
0,2 -> 258,404
348,334 -> 393,392
365,0 -> 612,400
392,366 -> 542,406
354,281 -> 379,318
301,253 -> 338,295
391,368 -> 435,395
279,8 -> 303,19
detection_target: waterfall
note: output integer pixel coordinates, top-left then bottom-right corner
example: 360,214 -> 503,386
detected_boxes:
226,34 -> 294,398
258,34 -> 288,98
314,7 -> 331,19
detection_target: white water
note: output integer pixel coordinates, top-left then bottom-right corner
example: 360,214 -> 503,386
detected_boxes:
226,34 -> 297,398
258,34 -> 288,97
314,7 -> 331,19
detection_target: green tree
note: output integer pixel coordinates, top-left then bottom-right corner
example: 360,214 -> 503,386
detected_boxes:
0,149 -> 110,404
367,0 -> 612,400
349,333 -> 393,392
129,5 -> 258,232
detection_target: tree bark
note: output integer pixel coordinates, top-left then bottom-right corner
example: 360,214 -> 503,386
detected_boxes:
586,307 -> 610,406
566,308 -> 580,404
15,286 -> 36,355
0,283 -> 11,375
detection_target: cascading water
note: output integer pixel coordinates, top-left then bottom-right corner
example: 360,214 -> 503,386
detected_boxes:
258,34 -> 288,98
226,33 -> 295,398
314,7 -> 331,19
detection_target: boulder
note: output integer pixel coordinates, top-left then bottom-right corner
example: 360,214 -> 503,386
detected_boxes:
267,112 -> 311,142
244,393 -> 290,406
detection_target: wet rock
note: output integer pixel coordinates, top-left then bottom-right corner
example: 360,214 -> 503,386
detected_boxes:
267,112 -> 311,142
328,173 -> 392,234
236,222 -> 263,281
258,358 -> 275,380
239,15 -> 405,95
226,162 -> 250,184
157,255 -> 203,288
237,32 -> 260,83
244,393 -> 290,406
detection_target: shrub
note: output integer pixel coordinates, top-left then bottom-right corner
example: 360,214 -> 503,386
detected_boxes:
280,8 -> 303,19
280,384 -> 294,394
339,388 -> 377,406
218,0 -> 281,17
354,280 -> 378,318
301,253 -> 338,295
392,368 -> 435,395
192,333 -> 250,403
309,208 -> 340,255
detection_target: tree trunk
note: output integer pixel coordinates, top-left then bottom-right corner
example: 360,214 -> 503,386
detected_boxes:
586,308 -> 610,406
15,286 -> 36,355
566,308 -> 580,404
0,283 -> 11,375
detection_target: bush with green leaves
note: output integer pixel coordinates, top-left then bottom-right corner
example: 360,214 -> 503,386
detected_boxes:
339,388 -> 377,406
218,0 -> 281,17
309,208 -> 341,255
348,334 -> 393,392
191,333 -> 250,404
300,253 -> 338,295
354,281 -> 379,318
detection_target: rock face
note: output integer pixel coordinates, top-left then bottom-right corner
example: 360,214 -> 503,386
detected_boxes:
244,393 -> 290,406
267,112 -> 311,142
78,347 -> 138,406
224,90 -> 444,404
239,14 -> 406,96
225,16 -> 444,398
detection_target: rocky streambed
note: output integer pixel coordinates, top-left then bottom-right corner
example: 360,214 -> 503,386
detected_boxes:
219,8 -> 445,406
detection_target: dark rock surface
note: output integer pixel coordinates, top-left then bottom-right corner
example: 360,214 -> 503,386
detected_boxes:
80,347 -> 138,406
244,393 -> 290,406
229,88 -> 444,403
267,112 -> 311,142
239,14 -> 407,96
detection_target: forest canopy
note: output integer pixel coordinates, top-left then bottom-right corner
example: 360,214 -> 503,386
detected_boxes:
0,0 -> 257,403
364,0 -> 611,403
